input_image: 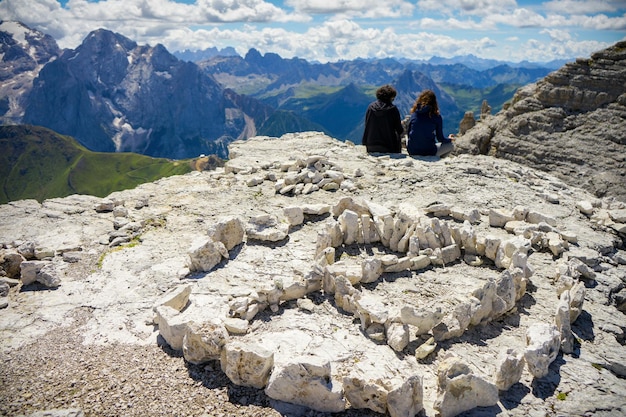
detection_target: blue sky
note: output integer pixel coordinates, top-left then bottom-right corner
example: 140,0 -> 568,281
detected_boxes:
2,0 -> 624,63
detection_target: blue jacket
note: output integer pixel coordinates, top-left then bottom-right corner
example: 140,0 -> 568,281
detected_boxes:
407,105 -> 451,156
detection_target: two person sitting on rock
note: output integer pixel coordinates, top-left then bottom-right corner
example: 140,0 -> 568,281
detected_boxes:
362,86 -> 455,157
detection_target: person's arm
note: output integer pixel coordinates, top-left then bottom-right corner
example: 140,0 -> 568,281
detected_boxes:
362,107 -> 371,146
435,115 -> 451,144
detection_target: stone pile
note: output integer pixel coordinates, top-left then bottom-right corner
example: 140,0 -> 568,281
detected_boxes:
151,190 -> 593,416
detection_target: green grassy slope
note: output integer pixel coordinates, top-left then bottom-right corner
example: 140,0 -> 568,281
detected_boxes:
0,125 -> 193,204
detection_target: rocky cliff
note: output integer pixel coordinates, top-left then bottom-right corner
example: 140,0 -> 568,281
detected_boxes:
0,21 -> 60,124
20,29 -> 271,159
1,133 -> 625,417
455,41 -> 626,202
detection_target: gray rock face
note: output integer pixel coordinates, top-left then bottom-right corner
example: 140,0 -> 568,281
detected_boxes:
1,133 -> 625,417
20,29 -> 270,159
456,41 -> 626,202
0,21 -> 60,123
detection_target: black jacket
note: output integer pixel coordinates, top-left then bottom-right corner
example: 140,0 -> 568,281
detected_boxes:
362,100 -> 403,153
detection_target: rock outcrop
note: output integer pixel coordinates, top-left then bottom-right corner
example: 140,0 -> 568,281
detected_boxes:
455,41 -> 626,203
1,133 -> 625,417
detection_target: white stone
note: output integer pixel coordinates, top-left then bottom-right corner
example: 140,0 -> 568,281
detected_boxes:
361,258 -> 382,284
207,216 -> 245,250
183,320 -> 230,364
386,374 -> 424,417
410,255 -> 431,271
494,348 -> 525,391
223,317 -> 249,334
524,323 -> 560,378
433,356 -> 499,417
188,237 -> 228,272
555,291 -> 574,354
36,263 -> 61,288
153,284 -> 191,312
489,208 -> 514,227
301,203 -> 331,215
527,210 -> 557,226
264,355 -> 345,413
338,209 -> 360,245
19,260 -> 48,285
415,337 -> 437,359
568,281 -> 585,323
400,305 -> 444,335
386,322 -> 410,352
221,340 -> 274,389
246,214 -> 289,242
283,206 -> 304,226
155,305 -> 191,351
576,200 -> 594,215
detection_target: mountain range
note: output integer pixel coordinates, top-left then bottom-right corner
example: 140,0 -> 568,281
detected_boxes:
1,20 -> 557,160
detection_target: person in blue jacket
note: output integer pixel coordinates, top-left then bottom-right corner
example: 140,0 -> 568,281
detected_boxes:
407,89 -> 455,157
362,85 -> 403,153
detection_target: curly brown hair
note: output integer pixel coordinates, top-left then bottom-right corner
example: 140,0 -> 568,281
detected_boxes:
411,89 -> 439,117
375,84 -> 397,103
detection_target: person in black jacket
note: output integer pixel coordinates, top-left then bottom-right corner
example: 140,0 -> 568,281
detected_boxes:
362,85 -> 403,153
406,89 -> 455,157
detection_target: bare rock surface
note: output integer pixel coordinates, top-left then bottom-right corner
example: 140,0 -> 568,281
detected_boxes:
1,132 -> 625,417
455,41 -> 626,203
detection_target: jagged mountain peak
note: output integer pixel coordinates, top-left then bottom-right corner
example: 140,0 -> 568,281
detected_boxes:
0,20 -> 60,123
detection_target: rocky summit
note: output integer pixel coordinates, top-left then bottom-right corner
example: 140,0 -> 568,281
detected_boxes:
455,41 -> 626,203
1,132 -> 626,417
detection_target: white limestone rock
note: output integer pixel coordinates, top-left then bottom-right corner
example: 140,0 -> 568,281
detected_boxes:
568,281 -> 585,323
264,355 -> 345,413
35,263 -> 61,288
246,214 -> 289,242
524,323 -> 560,378
338,209 -> 360,245
283,206 -> 304,226
386,321 -> 410,352
494,348 -> 525,391
343,362 -> 423,417
220,340 -> 274,389
489,208 -> 514,227
386,374 -> 424,417
576,200 -> 594,216
415,337 -> 437,359
223,317 -> 249,334
153,284 -> 192,312
527,210 -> 557,226
207,216 -> 245,250
361,257 -> 383,284
183,320 -> 230,364
188,237 -> 229,272
555,291 -> 574,354
433,356 -> 499,417
155,305 -> 191,351
400,304 -> 445,336
19,260 -> 49,286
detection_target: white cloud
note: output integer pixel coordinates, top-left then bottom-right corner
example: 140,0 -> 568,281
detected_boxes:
543,0 -> 622,15
0,0 -> 623,63
285,0 -> 414,18
416,0 -> 518,16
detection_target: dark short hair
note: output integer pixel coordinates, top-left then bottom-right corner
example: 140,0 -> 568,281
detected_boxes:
376,84 -> 397,102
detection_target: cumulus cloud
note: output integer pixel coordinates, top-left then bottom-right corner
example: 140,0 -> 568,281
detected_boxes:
416,0 -> 518,16
543,0 -> 623,15
285,0 -> 414,18
0,0 -> 623,63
